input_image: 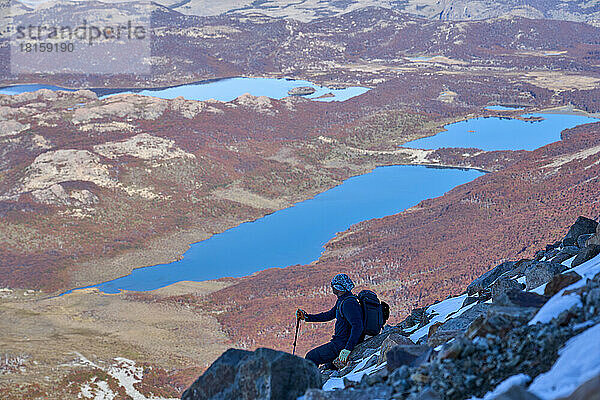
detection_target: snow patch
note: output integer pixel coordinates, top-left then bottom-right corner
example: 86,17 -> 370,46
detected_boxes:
528,280 -> 584,325
73,354 -> 177,400
409,294 -> 468,343
529,323 -> 600,399
323,353 -> 386,391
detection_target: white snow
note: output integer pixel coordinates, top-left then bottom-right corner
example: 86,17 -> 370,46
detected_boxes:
561,256 -> 576,268
468,374 -> 531,400
569,251 -> 600,279
409,294 -> 468,343
72,354 -> 178,400
323,352 -> 385,391
79,378 -> 116,400
516,276 -> 527,285
529,323 -> 600,399
531,283 -> 548,295
529,252 -> 600,325
528,280 -> 584,325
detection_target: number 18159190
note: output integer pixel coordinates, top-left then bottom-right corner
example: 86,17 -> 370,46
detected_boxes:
20,42 -> 75,53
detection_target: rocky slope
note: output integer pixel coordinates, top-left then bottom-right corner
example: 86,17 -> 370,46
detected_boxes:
187,216 -> 600,400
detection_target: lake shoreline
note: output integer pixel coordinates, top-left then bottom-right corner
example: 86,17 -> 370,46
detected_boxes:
57,110 -> 598,296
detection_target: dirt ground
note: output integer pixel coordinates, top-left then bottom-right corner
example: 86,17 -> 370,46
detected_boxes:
0,281 -> 233,398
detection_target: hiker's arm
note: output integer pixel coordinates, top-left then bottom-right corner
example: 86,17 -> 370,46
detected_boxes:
306,305 -> 336,322
342,299 -> 363,351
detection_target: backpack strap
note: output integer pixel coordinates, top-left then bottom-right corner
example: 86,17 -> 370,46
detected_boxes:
337,294 -> 359,320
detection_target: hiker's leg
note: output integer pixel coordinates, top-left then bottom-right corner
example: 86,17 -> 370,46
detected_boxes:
305,342 -> 340,367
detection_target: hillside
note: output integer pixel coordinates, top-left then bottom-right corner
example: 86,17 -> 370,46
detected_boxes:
172,119 -> 600,359
124,0 -> 600,25
183,217 -> 600,400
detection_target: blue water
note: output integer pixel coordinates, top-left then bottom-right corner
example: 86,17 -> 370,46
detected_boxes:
0,77 -> 369,102
402,114 -> 598,151
0,84 -> 75,95
485,105 -> 524,111
89,166 -> 483,293
104,77 -> 369,102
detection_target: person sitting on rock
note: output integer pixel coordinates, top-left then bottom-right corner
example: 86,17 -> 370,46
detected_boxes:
296,273 -> 364,369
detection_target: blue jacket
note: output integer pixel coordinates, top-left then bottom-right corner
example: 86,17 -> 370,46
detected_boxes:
306,292 -> 364,351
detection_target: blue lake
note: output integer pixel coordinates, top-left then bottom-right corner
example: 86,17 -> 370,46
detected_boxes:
91,166 -> 484,293
485,105 -> 524,111
402,114 -> 597,151
0,77 -> 369,102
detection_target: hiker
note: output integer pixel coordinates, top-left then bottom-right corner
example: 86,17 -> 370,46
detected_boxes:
296,273 -> 364,369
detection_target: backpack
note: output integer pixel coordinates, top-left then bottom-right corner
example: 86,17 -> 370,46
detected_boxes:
340,290 -> 390,336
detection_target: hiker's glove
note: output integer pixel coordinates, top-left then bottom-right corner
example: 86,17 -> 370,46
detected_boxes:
296,309 -> 307,320
338,349 -> 351,364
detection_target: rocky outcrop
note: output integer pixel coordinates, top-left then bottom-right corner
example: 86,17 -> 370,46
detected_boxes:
181,348 -> 321,400
525,261 -> 567,290
561,216 -> 597,247
288,87 -> 317,96
572,245 -> 600,268
467,261 -> 516,295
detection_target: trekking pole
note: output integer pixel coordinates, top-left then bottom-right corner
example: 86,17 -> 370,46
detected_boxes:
292,316 -> 301,355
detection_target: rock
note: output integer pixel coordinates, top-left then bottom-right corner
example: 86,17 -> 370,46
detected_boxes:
427,303 -> 492,346
555,373 -> 600,400
533,250 -> 546,261
467,261 -> 516,295
577,234 -> 595,248
562,216 -> 598,247
288,86 -> 317,96
350,327 -> 407,362
545,248 -> 560,260
544,272 -> 583,297
302,384 -> 392,399
397,307 -> 429,330
507,259 -> 534,278
437,337 -> 467,360
466,305 -> 536,339
462,296 -> 478,308
571,245 -> 600,268
494,289 -> 548,308
386,345 -> 431,372
561,246 -> 582,256
552,251 -> 577,264
490,385 -> 542,399
587,234 -> 600,247
407,387 -> 442,400
181,348 -> 321,400
525,261 -> 567,290
490,276 -> 525,302
378,333 -> 415,365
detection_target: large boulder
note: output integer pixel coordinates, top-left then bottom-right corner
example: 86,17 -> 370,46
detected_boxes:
525,261 -> 567,290
587,233 -> 600,247
467,261 -> 516,295
544,272 -> 582,297
490,276 -> 525,302
377,333 -> 415,365
577,234 -> 595,248
386,345 -> 431,371
571,245 -> 600,268
562,216 -> 598,247
494,289 -> 548,308
182,348 -> 321,400
427,303 -> 494,346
